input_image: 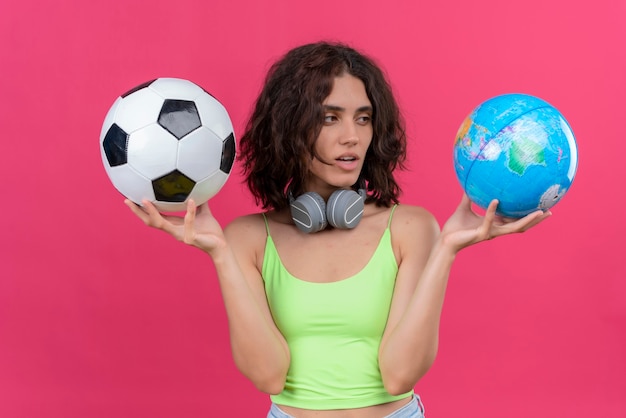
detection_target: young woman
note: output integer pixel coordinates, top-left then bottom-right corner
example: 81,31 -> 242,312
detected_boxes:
125,42 -> 550,417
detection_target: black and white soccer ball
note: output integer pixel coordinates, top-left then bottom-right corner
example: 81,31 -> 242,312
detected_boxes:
100,78 -> 236,212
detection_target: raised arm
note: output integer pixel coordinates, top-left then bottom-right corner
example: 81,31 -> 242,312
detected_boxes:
378,195 -> 551,395
125,199 -> 290,394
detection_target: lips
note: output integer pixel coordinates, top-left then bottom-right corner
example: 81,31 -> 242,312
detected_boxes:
335,153 -> 360,170
336,152 -> 358,161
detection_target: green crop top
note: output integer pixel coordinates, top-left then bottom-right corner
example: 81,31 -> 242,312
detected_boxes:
261,206 -> 413,410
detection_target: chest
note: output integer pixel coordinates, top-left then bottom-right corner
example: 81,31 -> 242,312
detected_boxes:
267,221 -> 394,284
263,232 -> 398,340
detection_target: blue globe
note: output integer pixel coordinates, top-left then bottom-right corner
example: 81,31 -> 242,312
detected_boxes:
453,93 -> 578,218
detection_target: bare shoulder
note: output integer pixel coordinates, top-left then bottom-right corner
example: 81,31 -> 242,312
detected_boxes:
392,204 -> 440,233
223,213 -> 268,255
224,212 -> 266,234
391,204 -> 440,254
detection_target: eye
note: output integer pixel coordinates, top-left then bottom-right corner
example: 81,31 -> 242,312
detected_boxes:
356,114 -> 372,124
324,114 -> 338,124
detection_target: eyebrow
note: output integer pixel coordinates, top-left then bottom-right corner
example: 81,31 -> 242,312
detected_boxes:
323,104 -> 373,113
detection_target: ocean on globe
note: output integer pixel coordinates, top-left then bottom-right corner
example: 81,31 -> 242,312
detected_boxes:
453,93 -> 578,218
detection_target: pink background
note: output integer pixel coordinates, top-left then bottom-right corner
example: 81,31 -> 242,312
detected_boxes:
1,0 -> 624,416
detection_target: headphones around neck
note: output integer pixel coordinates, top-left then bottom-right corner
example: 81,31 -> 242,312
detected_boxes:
289,188 -> 366,233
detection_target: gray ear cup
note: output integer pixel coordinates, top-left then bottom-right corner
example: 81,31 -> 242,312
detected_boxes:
326,189 -> 365,229
290,192 -> 328,233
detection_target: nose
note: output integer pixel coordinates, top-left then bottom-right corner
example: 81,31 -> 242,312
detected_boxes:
339,121 -> 359,145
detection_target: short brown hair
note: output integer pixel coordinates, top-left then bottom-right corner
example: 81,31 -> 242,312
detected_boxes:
238,41 -> 407,210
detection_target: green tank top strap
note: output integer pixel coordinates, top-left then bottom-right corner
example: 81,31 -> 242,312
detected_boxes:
262,212 -> 270,236
388,204 -> 398,228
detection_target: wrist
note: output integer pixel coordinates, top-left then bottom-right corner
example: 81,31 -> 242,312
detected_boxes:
432,236 -> 459,260
206,242 -> 233,264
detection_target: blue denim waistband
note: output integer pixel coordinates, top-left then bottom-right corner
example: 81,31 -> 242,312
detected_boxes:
267,394 -> 425,418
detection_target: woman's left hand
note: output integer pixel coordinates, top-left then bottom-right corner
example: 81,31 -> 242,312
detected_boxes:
441,194 -> 552,253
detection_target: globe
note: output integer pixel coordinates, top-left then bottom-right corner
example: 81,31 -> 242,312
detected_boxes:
453,93 -> 578,218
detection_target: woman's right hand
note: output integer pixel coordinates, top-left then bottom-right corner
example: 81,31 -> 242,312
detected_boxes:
124,199 -> 227,255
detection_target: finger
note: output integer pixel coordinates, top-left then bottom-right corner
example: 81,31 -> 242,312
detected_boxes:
183,199 -> 197,244
140,199 -> 175,231
452,193 -> 475,219
485,199 -> 499,216
458,193 -> 475,213
124,199 -> 165,229
125,199 -> 151,222
141,199 -> 160,218
196,200 -> 212,216
499,209 -> 549,234
521,209 -> 552,230
479,199 -> 499,238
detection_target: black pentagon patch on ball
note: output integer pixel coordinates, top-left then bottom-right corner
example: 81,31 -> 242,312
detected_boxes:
158,99 -> 202,140
121,79 -> 156,98
152,170 -> 196,203
220,133 -> 236,174
103,123 -> 129,167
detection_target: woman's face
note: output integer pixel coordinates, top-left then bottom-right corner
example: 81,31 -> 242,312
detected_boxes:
306,73 -> 373,197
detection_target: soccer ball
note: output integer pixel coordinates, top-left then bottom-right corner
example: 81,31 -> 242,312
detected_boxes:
100,78 -> 236,212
